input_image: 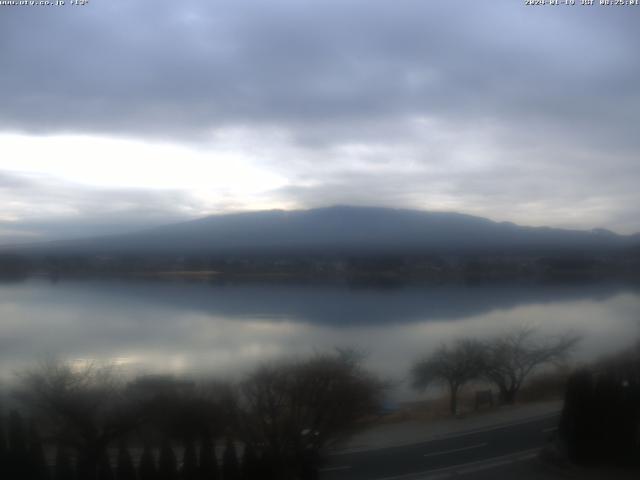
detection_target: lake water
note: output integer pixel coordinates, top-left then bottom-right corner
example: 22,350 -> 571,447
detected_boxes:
1,278 -> 639,400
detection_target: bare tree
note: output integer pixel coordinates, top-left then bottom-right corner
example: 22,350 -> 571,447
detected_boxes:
483,326 -> 580,404
15,360 -> 143,479
124,374 -> 227,442
238,350 -> 385,479
411,339 -> 485,415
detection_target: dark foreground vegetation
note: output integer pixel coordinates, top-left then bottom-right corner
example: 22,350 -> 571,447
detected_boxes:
2,329 -> 639,478
559,342 -> 640,467
411,329 -> 640,469
0,350 -> 385,480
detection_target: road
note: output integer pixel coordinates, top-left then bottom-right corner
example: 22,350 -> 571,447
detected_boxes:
320,414 -> 560,480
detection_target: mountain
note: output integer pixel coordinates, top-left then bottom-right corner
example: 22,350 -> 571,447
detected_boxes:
13,206 -> 640,256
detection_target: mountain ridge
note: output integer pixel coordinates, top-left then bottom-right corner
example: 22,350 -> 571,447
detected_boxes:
8,205 -> 639,256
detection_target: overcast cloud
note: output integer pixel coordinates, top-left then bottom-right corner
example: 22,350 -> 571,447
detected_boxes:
0,0 -> 639,242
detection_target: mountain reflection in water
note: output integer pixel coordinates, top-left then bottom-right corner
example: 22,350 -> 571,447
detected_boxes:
0,278 -> 639,399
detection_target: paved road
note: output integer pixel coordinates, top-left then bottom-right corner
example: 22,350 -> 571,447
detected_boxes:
320,414 -> 560,480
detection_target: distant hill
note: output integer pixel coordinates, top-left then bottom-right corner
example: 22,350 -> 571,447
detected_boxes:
12,206 -> 640,256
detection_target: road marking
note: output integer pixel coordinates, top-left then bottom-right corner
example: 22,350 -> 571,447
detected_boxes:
444,448 -> 540,476
328,411 -> 560,456
319,465 -> 352,472
369,447 -> 541,480
542,426 -> 557,433
423,442 -> 487,458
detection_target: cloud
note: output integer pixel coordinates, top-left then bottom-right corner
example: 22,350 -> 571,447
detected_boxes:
0,170 -> 208,243
0,0 -> 639,237
1,1 -> 637,143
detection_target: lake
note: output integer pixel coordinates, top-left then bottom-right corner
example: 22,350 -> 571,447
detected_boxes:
1,278 -> 639,400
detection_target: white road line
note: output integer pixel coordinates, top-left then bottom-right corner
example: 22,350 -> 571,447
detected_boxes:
423,442 -> 487,458
319,465 -> 352,472
369,447 -> 541,480
449,449 -> 539,476
329,411 -> 560,456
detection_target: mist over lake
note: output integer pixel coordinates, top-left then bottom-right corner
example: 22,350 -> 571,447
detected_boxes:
2,278 -> 638,400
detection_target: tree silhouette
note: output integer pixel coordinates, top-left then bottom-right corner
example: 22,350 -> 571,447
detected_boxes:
560,344 -> 640,466
158,440 -> 177,480
138,444 -> 157,480
221,438 -> 240,480
198,436 -> 219,480
238,351 -> 383,479
97,453 -> 114,480
116,442 -> 137,480
0,411 -> 7,479
76,448 -> 95,480
9,352 -> 380,480
257,450 -> 276,480
182,438 -> 198,480
240,443 -> 260,480
412,339 -> 485,415
17,361 -> 144,479
26,422 -> 49,480
54,447 -> 74,480
483,326 -> 580,404
7,410 -> 29,478
125,376 -> 223,446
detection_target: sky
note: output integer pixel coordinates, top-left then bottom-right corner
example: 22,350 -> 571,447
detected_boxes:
1,0 -> 639,243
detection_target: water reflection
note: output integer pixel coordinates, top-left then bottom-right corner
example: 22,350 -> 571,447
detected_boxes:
0,278 -> 639,399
